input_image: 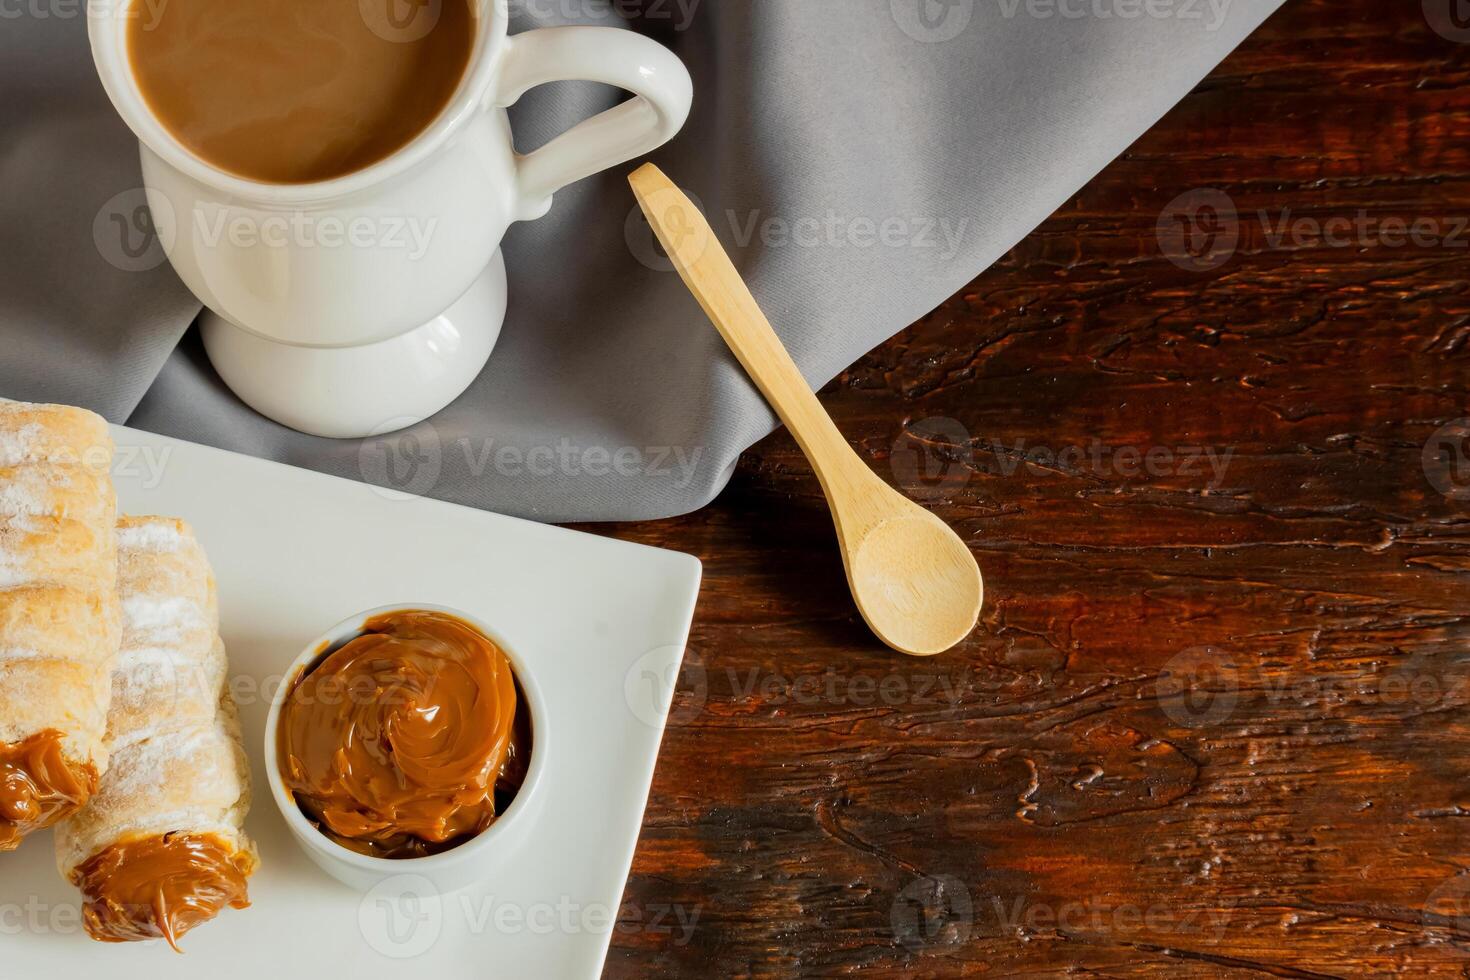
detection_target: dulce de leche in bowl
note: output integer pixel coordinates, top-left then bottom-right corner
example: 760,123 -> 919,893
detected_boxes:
268,607 -> 544,886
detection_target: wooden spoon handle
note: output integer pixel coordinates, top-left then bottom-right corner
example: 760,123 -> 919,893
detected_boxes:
628,164 -> 860,492
631,164 -> 982,657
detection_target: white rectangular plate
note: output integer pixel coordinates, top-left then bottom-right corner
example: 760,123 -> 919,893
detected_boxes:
2,424 -> 701,979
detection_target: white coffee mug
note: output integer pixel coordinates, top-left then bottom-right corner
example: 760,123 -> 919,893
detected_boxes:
88,0 -> 693,438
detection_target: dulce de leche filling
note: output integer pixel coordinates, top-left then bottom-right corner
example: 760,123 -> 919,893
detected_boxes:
72,833 -> 252,951
277,610 -> 530,859
0,729 -> 97,851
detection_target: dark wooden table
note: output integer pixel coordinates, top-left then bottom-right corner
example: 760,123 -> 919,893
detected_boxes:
595,2 -> 1470,975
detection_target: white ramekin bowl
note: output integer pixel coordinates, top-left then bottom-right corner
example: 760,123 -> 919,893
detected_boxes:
264,602 -> 549,894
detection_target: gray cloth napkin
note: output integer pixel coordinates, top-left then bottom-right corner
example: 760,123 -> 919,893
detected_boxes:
1,0 -> 1283,523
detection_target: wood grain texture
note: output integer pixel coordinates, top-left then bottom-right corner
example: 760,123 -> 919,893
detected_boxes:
595,2 -> 1470,976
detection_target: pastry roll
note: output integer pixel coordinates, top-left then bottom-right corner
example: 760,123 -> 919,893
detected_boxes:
0,401 -> 118,850
56,517 -> 257,949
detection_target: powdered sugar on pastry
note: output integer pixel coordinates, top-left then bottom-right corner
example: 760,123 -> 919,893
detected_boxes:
122,595 -> 209,637
55,515 -> 256,945
116,520 -> 185,554
0,423 -> 45,468
0,401 -> 118,849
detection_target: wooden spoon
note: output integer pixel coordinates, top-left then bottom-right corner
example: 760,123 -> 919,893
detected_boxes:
629,164 -> 982,656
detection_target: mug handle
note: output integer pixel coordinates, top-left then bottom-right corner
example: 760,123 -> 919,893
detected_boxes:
492,26 -> 694,221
